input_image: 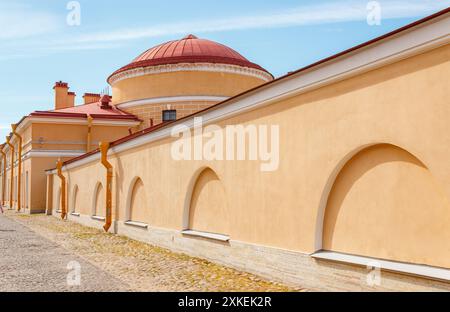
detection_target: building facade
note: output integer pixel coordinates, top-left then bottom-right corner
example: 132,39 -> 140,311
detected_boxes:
3,9 -> 450,291
0,84 -> 141,213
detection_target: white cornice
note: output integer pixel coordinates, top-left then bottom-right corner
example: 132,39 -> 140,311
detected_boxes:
117,95 -> 229,109
56,13 -> 450,173
16,116 -> 140,134
23,150 -> 86,161
108,62 -> 273,86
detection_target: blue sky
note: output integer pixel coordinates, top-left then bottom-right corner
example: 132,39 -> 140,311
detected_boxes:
0,0 -> 449,138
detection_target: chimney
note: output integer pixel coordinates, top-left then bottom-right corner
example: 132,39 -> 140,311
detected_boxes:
83,93 -> 101,104
67,92 -> 76,108
53,81 -> 75,110
100,94 -> 112,109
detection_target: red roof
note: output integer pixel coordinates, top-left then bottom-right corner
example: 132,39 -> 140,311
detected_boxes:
31,100 -> 140,121
109,34 -> 272,80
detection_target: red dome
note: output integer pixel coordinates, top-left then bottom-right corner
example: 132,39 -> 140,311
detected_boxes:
109,35 -> 271,79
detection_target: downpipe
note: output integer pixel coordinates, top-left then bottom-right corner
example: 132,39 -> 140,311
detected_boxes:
100,142 -> 113,232
11,124 -> 22,212
56,160 -> 67,220
5,136 -> 14,210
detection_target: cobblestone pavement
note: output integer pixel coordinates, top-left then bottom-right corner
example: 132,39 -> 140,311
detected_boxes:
0,213 -> 129,292
3,212 -> 302,292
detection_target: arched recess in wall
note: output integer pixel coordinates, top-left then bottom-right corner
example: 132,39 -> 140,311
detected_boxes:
55,187 -> 61,212
125,177 -> 147,223
319,143 -> 450,269
71,185 -> 79,213
183,167 -> 229,235
92,182 -> 105,217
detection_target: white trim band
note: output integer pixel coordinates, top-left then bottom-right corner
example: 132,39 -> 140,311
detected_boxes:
108,62 -> 273,86
23,150 -> 86,160
117,95 -> 229,109
312,251 -> 450,282
182,230 -> 230,242
16,116 -> 140,134
91,216 -> 106,221
124,220 -> 149,229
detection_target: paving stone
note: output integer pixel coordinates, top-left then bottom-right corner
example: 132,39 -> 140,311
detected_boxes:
3,212 -> 301,292
0,214 -> 129,292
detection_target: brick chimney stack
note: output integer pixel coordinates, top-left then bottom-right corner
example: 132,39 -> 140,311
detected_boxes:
83,93 -> 101,104
67,92 -> 76,108
53,81 -> 75,110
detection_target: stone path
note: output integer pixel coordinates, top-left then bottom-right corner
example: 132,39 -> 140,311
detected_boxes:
2,212 -> 300,292
0,214 -> 129,292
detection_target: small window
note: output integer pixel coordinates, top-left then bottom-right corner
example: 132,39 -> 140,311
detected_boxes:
162,110 -> 177,122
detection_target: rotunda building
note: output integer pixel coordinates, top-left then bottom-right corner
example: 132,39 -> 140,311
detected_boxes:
107,34 -> 273,127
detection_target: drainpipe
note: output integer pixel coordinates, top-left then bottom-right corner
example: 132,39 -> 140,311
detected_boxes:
86,115 -> 93,152
100,142 -> 113,232
56,159 -> 67,220
5,137 -> 14,210
11,124 -> 22,212
1,147 -> 6,207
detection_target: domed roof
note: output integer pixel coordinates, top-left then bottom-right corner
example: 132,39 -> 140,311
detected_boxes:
109,35 -> 272,80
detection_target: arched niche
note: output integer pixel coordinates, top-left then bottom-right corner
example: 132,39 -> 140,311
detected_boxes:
183,167 -> 229,236
71,185 -> 79,213
93,182 -> 105,217
319,144 -> 450,268
125,177 -> 147,223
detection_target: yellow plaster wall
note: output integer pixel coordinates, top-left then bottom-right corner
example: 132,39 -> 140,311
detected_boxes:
55,44 -> 450,268
71,185 -> 79,213
112,71 -> 267,105
125,101 -> 218,128
64,163 -> 106,217
323,144 -> 450,268
33,157 -> 72,212
0,120 -> 137,213
94,183 -> 105,217
188,168 -> 229,235
129,179 -> 147,223
31,123 -> 134,151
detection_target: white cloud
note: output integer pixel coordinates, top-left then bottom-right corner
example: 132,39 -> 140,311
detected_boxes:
0,0 -> 448,58
0,3 -> 60,39
70,0 -> 450,44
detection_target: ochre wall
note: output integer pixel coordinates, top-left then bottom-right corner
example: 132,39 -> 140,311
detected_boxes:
94,183 -> 105,217
111,71 -> 267,105
71,185 -> 79,213
31,123 -> 134,151
323,144 -> 450,268
189,168 -> 229,235
124,100 -> 219,129
53,44 -> 450,269
4,121 -> 138,213
129,179 -> 147,223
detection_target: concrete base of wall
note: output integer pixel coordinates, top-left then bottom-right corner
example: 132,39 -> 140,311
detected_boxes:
55,213 -> 450,291
62,211 -> 111,232
4,206 -> 47,215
